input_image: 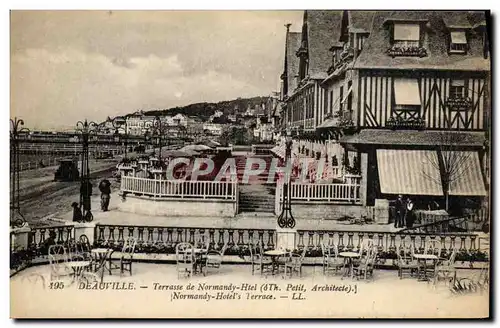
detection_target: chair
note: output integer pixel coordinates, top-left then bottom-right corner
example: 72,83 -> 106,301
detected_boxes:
65,238 -> 84,261
321,243 -> 344,275
434,248 -> 457,286
48,245 -> 73,281
397,245 -> 419,279
109,237 -> 136,276
249,240 -> 273,276
353,246 -> 378,281
358,238 -> 375,256
205,242 -> 228,273
176,242 -> 195,278
283,247 -> 307,279
77,234 -> 93,261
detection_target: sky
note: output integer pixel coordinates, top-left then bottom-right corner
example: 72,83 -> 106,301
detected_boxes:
10,10 -> 303,131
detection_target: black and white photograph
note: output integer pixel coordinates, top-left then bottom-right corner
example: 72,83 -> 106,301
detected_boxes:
9,8 -> 491,319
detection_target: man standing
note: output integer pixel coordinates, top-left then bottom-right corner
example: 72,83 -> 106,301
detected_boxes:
99,179 -> 112,211
394,195 -> 404,228
405,197 -> 415,228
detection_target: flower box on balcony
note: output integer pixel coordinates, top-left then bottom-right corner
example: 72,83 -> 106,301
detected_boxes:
386,46 -> 428,58
386,117 -> 426,130
445,97 -> 473,110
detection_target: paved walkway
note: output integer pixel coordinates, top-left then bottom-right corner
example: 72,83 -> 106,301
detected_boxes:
53,191 -> 399,232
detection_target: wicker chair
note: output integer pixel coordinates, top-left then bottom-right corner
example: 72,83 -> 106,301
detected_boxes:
249,240 -> 273,276
175,242 -> 195,279
353,246 -> 378,281
77,234 -> 93,261
205,242 -> 228,273
48,244 -> 73,281
109,237 -> 136,276
321,243 -> 344,275
283,247 -> 308,279
397,245 -> 419,279
434,248 -> 457,286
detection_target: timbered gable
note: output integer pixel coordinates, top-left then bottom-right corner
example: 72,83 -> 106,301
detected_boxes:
358,71 -> 487,131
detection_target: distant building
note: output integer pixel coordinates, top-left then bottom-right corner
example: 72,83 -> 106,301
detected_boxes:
203,123 -> 224,136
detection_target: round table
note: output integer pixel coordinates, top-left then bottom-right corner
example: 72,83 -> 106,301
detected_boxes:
67,260 -> 91,285
264,249 -> 288,275
339,252 -> 361,279
413,254 -> 439,281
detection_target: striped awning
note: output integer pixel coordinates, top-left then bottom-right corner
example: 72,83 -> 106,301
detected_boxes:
443,151 -> 487,196
377,149 -> 444,196
394,78 -> 421,106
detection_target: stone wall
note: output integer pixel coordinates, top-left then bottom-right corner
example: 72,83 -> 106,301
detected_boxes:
286,202 -> 365,220
117,194 -> 237,217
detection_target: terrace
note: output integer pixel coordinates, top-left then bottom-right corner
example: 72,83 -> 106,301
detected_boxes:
11,255 -> 488,318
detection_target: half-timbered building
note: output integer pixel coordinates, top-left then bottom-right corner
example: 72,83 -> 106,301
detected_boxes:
279,10 -> 490,216
340,11 -> 490,211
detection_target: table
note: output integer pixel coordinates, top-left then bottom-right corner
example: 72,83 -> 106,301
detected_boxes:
413,254 -> 439,281
339,252 -> 361,279
185,248 -> 208,275
264,249 -> 288,275
91,248 -> 113,281
67,260 -> 91,285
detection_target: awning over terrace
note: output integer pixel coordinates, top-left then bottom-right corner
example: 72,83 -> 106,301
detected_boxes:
444,151 -> 488,196
376,149 -> 444,196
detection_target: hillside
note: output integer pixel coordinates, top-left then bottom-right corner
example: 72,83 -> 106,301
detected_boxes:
143,96 -> 270,120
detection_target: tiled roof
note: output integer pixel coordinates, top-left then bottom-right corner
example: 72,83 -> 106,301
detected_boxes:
287,32 -> 301,97
306,10 -> 343,79
339,129 -> 486,147
354,11 -> 490,71
348,11 -> 376,33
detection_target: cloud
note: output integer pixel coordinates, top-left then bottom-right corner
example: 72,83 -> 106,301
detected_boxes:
11,47 -> 263,130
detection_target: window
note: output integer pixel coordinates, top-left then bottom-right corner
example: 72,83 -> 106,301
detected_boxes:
393,23 -> 420,48
449,80 -> 465,99
339,86 -> 344,112
450,31 -> 467,54
332,52 -> 337,67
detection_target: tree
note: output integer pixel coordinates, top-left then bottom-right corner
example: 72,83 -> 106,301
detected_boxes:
423,132 -> 473,211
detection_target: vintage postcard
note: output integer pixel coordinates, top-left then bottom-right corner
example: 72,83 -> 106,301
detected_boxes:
9,9 -> 491,319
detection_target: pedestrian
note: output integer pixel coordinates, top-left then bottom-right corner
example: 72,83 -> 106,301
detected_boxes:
405,197 -> 415,228
98,179 -> 111,211
72,202 -> 83,222
394,194 -> 405,228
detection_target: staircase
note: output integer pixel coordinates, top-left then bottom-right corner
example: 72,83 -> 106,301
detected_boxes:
234,155 -> 276,185
238,184 -> 276,214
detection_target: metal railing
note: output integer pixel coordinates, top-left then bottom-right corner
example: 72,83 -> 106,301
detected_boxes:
121,176 -> 237,200
276,180 -> 361,204
10,223 -> 487,276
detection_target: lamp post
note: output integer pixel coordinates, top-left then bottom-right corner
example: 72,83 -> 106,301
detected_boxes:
110,116 -> 128,159
277,129 -> 295,229
76,119 -> 99,220
10,117 -> 30,227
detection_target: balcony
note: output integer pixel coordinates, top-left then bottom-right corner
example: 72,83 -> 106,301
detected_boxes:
386,117 -> 426,130
446,97 -> 473,110
386,45 -> 428,58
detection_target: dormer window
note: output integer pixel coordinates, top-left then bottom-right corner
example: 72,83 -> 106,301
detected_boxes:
387,22 -> 427,57
450,31 -> 467,54
393,23 -> 420,48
